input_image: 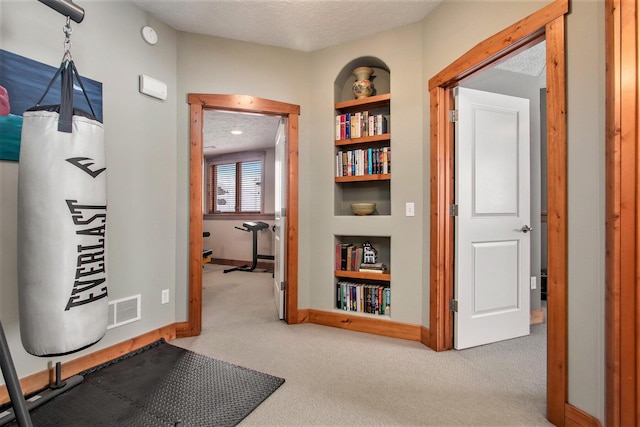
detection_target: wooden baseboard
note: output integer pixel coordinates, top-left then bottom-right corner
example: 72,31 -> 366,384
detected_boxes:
209,258 -> 274,271
565,403 -> 603,427
175,321 -> 190,338
420,326 -> 431,347
0,323 -> 178,406
306,309 -> 422,342
530,308 -> 545,325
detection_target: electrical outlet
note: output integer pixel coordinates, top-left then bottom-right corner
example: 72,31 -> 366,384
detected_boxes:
161,289 -> 169,304
530,276 -> 537,290
406,202 -> 415,217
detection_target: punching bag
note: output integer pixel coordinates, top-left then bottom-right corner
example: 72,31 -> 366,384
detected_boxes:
17,60 -> 107,357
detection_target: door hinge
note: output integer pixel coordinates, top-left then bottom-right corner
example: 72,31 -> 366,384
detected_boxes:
281,281 -> 286,291
449,110 -> 458,122
449,204 -> 458,217
449,299 -> 458,312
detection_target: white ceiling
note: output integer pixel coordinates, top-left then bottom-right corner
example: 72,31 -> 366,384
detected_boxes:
131,0 -> 442,53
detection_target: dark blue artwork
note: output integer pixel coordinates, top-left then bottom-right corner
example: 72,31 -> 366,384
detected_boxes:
0,49 -> 103,162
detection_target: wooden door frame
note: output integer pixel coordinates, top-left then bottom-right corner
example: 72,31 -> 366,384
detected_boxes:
428,0 -> 569,425
605,0 -> 639,425
182,94 -> 300,337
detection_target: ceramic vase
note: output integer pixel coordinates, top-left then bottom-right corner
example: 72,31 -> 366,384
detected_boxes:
352,66 -> 374,99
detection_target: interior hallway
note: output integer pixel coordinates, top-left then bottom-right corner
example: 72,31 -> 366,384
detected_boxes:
173,264 -> 550,426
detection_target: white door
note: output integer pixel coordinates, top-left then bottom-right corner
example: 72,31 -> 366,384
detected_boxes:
454,87 -> 531,350
273,119 -> 286,320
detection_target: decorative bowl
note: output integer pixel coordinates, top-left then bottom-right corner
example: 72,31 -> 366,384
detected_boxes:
350,202 -> 376,216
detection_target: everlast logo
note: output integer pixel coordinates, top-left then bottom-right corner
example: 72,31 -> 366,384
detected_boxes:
64,199 -> 108,310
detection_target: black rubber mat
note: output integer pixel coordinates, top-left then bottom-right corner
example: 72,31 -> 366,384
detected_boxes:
3,340 -> 284,426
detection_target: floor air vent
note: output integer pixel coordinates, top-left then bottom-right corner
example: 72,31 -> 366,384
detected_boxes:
107,295 -> 141,329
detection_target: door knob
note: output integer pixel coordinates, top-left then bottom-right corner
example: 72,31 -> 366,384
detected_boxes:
519,225 -> 533,233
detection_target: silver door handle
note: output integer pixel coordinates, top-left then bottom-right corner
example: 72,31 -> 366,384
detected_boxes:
519,225 -> 532,233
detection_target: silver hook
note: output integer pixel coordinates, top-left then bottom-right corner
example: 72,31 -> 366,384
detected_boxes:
62,15 -> 73,63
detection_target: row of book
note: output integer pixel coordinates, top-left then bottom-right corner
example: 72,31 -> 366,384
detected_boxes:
336,147 -> 390,177
335,112 -> 388,140
336,243 -> 363,271
337,281 -> 391,315
335,243 -> 387,272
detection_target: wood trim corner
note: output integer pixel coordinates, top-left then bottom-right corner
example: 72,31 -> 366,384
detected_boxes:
0,324 -> 177,405
420,326 -> 431,347
175,321 -> 190,338
565,403 -> 603,427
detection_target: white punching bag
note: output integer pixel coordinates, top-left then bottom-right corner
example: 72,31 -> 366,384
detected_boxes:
17,60 -> 107,356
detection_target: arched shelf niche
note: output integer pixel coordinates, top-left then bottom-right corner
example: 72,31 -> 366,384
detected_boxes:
334,56 -> 390,103
333,56 -> 392,217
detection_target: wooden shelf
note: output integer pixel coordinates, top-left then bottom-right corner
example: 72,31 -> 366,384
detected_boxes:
335,133 -> 391,147
335,93 -> 391,112
335,174 -> 390,183
335,270 -> 391,282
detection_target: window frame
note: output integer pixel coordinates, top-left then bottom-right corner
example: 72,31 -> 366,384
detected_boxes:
205,151 -> 266,218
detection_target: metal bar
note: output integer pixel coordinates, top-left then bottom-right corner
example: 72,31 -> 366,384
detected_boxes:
37,0 -> 84,23
0,322 -> 32,427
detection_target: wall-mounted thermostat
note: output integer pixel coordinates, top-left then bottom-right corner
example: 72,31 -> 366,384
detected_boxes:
139,74 -> 167,100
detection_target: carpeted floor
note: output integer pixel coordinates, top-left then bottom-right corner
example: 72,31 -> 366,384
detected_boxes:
173,263 -> 551,426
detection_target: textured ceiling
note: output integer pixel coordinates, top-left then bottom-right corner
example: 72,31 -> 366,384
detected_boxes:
496,41 -> 546,78
131,0 -> 441,52
203,110 -> 281,156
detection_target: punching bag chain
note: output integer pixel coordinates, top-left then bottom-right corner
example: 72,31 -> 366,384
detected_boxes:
62,16 -> 73,63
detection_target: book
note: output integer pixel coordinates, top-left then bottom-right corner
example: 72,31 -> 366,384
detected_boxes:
360,262 -> 386,269
359,269 -> 387,274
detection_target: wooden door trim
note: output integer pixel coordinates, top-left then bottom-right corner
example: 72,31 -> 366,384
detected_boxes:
605,0 -> 639,425
428,1 -> 568,425
185,94 -> 301,337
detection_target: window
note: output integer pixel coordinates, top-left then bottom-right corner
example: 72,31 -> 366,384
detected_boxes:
207,152 -> 265,214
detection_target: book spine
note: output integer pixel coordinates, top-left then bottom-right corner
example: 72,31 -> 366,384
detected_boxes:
345,113 -> 351,139
383,147 -> 388,174
385,288 -> 391,316
387,147 -> 391,174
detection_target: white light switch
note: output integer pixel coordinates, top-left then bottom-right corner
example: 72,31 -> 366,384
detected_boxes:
406,202 -> 415,217
530,276 -> 537,290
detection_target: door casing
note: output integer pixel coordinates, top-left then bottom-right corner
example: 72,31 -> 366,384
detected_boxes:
428,0 -> 568,425
184,94 -> 300,338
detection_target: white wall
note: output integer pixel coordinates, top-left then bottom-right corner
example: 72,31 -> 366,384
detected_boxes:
0,1 -> 178,382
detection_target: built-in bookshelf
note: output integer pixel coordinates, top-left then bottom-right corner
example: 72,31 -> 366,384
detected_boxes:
334,235 -> 390,317
334,93 -> 391,216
